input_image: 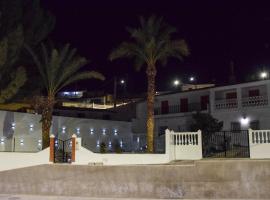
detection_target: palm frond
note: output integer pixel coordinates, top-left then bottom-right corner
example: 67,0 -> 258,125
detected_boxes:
56,71 -> 105,93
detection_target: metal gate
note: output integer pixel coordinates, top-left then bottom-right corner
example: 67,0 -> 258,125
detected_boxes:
203,130 -> 250,158
54,138 -> 72,163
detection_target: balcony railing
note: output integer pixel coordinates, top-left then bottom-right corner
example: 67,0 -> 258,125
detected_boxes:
154,103 -> 206,115
242,96 -> 268,107
215,98 -> 238,110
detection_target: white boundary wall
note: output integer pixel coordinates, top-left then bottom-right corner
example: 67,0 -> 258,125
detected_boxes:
0,148 -> 50,171
249,128 -> 270,159
74,129 -> 202,166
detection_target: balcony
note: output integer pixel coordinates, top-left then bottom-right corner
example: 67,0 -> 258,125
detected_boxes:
242,96 -> 268,107
154,103 -> 206,115
215,98 -> 238,110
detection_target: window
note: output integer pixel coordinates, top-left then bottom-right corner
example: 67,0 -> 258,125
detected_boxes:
161,101 -> 169,114
231,122 -> 241,131
180,98 -> 188,112
226,92 -> 237,99
249,89 -> 260,97
250,120 -> 260,130
159,126 -> 168,136
201,95 -> 209,110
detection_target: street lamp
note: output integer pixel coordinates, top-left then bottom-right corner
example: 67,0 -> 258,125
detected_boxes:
260,71 -> 268,80
173,79 -> 180,87
189,76 -> 195,82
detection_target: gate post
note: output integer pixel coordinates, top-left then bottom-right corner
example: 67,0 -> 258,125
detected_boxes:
49,134 -> 55,162
71,134 -> 77,162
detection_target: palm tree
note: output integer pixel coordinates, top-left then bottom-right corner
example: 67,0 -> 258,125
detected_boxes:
26,43 -> 105,148
109,16 -> 189,153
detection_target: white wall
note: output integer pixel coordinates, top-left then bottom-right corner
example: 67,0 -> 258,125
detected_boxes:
0,148 -> 50,171
0,110 -> 133,152
73,130 -> 202,166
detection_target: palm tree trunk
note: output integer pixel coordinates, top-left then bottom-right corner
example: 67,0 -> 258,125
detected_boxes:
42,95 -> 54,149
146,65 -> 156,153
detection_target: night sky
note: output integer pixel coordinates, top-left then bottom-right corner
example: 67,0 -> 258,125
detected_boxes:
42,1 -> 270,94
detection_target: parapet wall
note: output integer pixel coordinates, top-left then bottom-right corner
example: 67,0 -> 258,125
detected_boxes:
0,159 -> 269,199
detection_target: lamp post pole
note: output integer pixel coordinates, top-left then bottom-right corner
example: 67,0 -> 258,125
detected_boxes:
113,76 -> 117,109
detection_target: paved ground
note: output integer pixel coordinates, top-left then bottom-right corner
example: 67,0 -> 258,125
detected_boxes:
0,194 -> 259,200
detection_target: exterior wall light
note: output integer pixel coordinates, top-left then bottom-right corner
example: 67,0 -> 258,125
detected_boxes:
120,140 -> 123,148
109,141 -> 112,148
114,129 -> 118,136
96,140 -> 100,148
137,137 -> 140,143
62,126 -> 66,134
90,128 -> 94,135
76,127 -> 80,135
102,128 -> 106,135
0,138 -> 5,145
240,116 -> 250,126
11,122 -> 15,130
29,124 -> 34,131
38,139 -> 42,146
20,139 -> 24,146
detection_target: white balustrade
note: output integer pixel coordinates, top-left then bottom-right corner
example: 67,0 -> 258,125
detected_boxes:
166,129 -> 202,160
249,129 -> 270,159
242,96 -> 268,107
215,99 -> 238,110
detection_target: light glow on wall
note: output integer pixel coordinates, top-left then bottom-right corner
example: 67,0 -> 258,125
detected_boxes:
0,138 -> 4,145
29,124 -> 34,132
96,140 -> 100,147
114,129 -> 118,136
102,128 -> 106,135
62,126 -> 66,134
120,140 -> 123,148
20,139 -> 24,146
38,139 -> 42,146
109,141 -> 112,148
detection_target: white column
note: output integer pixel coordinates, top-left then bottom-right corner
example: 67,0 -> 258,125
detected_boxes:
209,90 -> 215,114
237,87 -> 242,109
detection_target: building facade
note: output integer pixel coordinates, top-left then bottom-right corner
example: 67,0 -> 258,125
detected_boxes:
132,80 -> 270,151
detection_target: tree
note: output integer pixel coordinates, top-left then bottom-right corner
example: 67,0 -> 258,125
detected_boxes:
0,0 -> 54,102
26,44 -> 105,148
189,112 -> 223,155
189,112 -> 223,133
109,16 -> 189,152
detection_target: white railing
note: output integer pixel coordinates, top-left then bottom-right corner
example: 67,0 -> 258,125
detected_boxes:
167,130 -> 202,160
249,129 -> 270,159
242,96 -> 268,107
215,98 -> 238,110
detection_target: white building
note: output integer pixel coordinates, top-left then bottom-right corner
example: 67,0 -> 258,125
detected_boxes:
132,80 -> 270,151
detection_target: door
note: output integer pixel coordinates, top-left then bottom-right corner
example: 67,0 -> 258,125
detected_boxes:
161,100 -> 169,114
201,95 -> 209,110
180,98 -> 188,112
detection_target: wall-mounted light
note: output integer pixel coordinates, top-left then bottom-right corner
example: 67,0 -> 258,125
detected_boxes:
120,140 -> 123,148
102,128 -> 106,135
0,138 -> 5,145
96,140 -> 100,148
240,115 -> 250,126
29,124 -> 34,132
55,140 -> 58,147
76,127 -> 80,135
38,139 -> 42,146
114,129 -> 118,136
109,141 -> 112,148
137,137 -> 140,143
20,139 -> 24,146
69,141 -> 72,147
11,122 -> 15,130
62,126 -> 66,134
90,128 -> 94,135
